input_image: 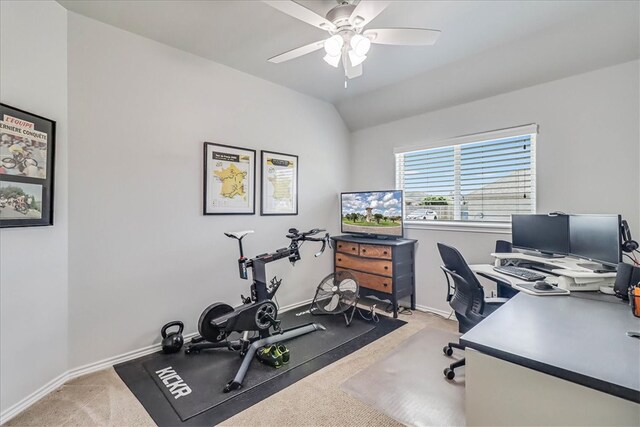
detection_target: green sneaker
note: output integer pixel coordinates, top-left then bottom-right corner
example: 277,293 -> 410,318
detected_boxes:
276,344 -> 290,364
257,345 -> 283,368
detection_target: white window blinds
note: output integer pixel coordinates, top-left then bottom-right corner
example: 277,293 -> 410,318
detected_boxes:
395,126 -> 537,223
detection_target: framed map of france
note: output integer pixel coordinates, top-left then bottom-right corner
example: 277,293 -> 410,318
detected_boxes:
260,150 -> 298,216
203,142 -> 255,215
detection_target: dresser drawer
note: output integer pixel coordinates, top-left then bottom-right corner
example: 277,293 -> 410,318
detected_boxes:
337,268 -> 392,294
335,252 -> 393,277
336,241 -> 359,255
359,244 -> 392,260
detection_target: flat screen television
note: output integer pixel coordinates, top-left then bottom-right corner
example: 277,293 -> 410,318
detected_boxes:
341,190 -> 404,238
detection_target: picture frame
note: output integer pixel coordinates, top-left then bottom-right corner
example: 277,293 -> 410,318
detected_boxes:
0,103 -> 56,228
260,150 -> 298,216
203,142 -> 256,215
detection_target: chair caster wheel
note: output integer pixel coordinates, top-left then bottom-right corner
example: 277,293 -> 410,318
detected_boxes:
443,346 -> 453,356
444,368 -> 455,380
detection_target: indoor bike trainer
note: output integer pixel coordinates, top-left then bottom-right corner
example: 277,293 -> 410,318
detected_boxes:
185,227 -> 331,392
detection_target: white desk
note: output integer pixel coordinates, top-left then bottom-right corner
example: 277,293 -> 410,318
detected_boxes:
491,252 -> 616,291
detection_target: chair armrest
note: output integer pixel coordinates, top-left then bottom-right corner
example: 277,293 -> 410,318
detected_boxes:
482,297 -> 509,317
485,297 -> 509,305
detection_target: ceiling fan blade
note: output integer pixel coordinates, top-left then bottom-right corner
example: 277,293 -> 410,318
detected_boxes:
268,39 -> 326,63
349,0 -> 390,28
343,54 -> 363,79
263,1 -> 336,31
364,28 -> 441,46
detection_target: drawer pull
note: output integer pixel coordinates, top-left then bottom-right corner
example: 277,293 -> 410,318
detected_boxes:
338,258 -> 342,262
383,283 -> 388,287
383,251 -> 388,255
362,249 -> 367,253
352,247 -> 356,251
338,244 -> 343,248
384,266 -> 389,270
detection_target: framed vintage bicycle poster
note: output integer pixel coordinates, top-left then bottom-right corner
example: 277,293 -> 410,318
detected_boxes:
260,150 -> 298,216
0,103 -> 56,228
203,142 -> 256,215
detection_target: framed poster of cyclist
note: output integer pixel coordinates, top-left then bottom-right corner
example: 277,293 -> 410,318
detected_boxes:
0,103 -> 56,228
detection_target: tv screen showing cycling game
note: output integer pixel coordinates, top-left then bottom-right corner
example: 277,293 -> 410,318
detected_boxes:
341,190 -> 403,237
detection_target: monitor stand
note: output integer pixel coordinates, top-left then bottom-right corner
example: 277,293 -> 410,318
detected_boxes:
369,234 -> 398,240
576,263 -> 617,272
520,249 -> 563,259
537,252 -> 565,259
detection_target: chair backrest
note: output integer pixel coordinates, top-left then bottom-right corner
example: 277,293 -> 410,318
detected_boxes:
437,243 -> 486,326
495,240 -> 512,253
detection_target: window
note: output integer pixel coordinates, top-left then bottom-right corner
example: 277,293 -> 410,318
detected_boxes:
395,125 -> 537,223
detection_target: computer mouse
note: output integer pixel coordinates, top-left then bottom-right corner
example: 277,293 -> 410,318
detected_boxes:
534,281 -> 554,290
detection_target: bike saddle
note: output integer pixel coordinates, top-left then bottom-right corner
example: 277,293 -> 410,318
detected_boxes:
224,230 -> 254,240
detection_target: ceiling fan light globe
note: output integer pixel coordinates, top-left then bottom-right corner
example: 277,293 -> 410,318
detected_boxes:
348,50 -> 367,67
324,35 -> 344,56
323,53 -> 341,68
350,34 -> 371,56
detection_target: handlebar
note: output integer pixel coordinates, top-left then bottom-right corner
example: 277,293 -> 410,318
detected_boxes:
314,234 -> 332,257
286,227 -> 324,240
286,228 -> 332,257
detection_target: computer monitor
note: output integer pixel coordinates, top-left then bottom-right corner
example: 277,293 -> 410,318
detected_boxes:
511,214 -> 569,256
569,214 -> 622,269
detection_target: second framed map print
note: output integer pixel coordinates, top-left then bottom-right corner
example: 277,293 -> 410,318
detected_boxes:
204,142 -> 255,215
261,150 -> 298,216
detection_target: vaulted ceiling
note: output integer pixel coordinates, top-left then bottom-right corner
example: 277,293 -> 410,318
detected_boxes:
58,1 -> 640,130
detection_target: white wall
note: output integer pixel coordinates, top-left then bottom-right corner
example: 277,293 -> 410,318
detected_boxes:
66,13 -> 350,368
350,60 -> 640,314
0,0 -> 68,414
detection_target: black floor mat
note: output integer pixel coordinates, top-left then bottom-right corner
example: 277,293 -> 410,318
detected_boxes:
115,308 -> 405,427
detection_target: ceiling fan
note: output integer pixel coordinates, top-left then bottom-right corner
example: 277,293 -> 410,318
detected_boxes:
264,0 -> 441,83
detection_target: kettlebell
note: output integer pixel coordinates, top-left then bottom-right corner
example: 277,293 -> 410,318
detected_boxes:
161,321 -> 184,354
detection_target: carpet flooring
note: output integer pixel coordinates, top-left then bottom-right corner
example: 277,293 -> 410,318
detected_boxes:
3,309 -> 459,427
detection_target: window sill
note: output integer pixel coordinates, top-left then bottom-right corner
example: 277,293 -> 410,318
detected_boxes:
404,220 -> 512,235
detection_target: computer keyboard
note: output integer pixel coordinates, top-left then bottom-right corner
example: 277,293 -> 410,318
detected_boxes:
493,266 -> 546,282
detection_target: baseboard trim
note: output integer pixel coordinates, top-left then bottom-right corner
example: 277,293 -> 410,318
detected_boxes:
66,331 -> 202,382
278,298 -> 313,313
0,372 -> 69,425
414,304 -> 456,320
0,299 -> 314,424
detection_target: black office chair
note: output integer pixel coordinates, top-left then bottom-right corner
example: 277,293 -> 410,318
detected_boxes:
437,243 -> 508,380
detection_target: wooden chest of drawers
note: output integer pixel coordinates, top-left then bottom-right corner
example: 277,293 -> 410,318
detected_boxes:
332,235 -> 417,318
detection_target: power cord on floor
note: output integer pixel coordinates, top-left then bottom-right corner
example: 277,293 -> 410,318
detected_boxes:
357,304 -> 379,322
427,309 -> 454,320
